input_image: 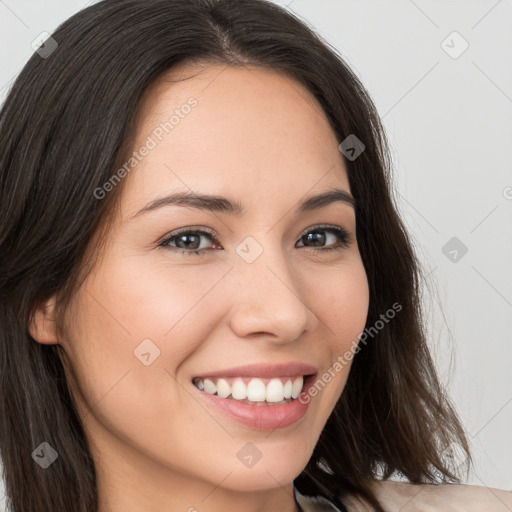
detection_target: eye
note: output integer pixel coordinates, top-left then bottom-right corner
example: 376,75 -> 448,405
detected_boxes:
296,224 -> 351,253
158,224 -> 352,257
158,227 -> 219,256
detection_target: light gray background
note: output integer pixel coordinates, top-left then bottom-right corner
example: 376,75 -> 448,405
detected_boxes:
1,0 -> 511,507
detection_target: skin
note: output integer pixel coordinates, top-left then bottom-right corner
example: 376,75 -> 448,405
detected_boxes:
30,63 -> 370,512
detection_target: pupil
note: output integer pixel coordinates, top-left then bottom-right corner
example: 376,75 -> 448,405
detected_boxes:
178,234 -> 199,250
306,231 -> 325,247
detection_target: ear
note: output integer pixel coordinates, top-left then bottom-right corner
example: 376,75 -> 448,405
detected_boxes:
29,295 -> 60,345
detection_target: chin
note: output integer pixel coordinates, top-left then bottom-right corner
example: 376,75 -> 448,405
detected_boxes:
216,465 -> 302,493
216,445 -> 311,492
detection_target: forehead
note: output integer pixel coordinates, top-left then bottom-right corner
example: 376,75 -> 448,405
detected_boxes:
119,63 -> 351,218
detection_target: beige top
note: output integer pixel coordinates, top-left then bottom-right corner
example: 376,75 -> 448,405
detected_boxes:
294,479 -> 512,512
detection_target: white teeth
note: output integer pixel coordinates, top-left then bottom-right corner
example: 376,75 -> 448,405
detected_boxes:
231,378 -> 247,400
291,377 -> 303,399
216,378 -> 231,399
193,375 -> 305,403
203,379 -> 216,395
266,378 -> 284,403
247,378 -> 266,401
283,379 -> 292,399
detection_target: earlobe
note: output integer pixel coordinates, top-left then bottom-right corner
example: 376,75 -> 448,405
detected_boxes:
29,296 -> 60,345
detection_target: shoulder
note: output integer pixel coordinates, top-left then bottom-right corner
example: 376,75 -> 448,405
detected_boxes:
342,479 -> 512,512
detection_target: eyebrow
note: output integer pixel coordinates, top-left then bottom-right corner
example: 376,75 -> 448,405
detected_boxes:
129,188 -> 356,219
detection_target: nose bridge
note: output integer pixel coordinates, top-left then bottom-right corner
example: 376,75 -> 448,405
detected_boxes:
226,234 -> 317,340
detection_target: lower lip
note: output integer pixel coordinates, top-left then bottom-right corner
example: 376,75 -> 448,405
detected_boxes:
191,375 -> 316,430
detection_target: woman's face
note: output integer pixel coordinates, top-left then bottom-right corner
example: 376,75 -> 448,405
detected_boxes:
45,64 -> 369,508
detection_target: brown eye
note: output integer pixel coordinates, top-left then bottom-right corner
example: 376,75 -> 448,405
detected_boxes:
296,225 -> 351,252
159,228 -> 219,256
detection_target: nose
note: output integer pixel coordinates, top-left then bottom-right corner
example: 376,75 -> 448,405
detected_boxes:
226,247 -> 319,344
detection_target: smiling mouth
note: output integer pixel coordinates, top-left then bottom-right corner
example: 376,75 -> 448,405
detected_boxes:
192,374 -> 314,405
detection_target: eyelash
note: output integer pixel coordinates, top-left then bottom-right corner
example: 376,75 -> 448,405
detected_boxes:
158,224 -> 351,257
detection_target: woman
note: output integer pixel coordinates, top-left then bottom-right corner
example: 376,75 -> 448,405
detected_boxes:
0,1 -> 510,511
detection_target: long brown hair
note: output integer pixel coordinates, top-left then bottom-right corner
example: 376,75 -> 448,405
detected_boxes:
0,1 -> 471,511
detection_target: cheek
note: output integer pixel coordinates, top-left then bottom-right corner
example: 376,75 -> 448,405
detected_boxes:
78,257 -> 230,350
311,258 -> 370,346
304,258 -> 369,400
60,262 -> 230,463
61,258 -> 231,404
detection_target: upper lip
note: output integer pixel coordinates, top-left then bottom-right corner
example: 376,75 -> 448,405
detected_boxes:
193,362 -> 318,380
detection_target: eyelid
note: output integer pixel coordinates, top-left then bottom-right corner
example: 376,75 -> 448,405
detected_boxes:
160,225 -> 217,239
297,223 -> 344,240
